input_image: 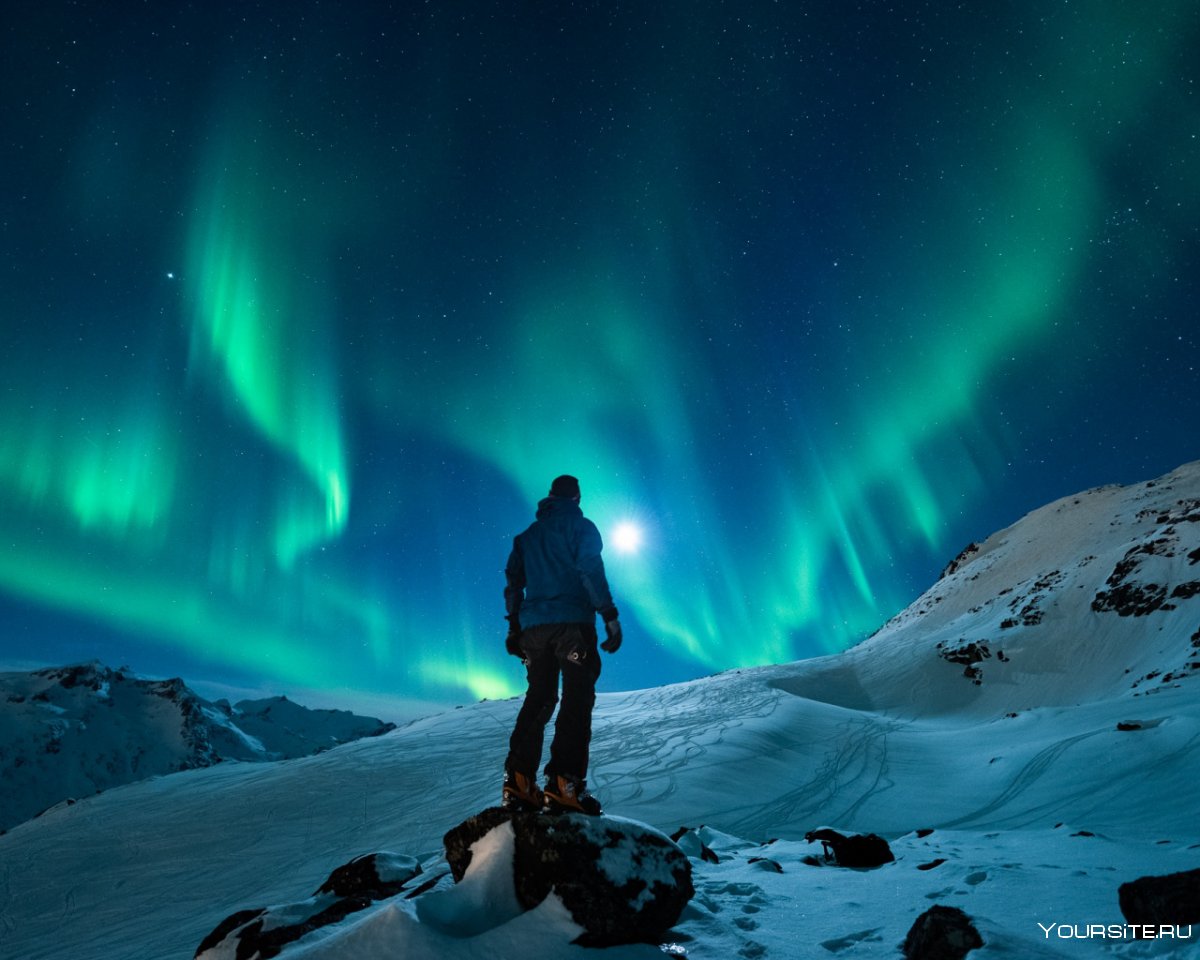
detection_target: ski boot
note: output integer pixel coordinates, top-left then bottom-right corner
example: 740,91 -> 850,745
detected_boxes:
501,770 -> 544,812
543,774 -> 602,816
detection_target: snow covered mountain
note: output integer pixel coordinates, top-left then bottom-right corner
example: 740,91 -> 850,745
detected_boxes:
779,458 -> 1200,717
0,662 -> 395,833
1,463 -> 1199,959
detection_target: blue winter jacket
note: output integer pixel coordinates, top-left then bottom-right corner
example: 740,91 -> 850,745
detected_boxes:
505,497 -> 619,629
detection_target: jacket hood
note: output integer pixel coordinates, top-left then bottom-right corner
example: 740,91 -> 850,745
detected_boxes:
535,496 -> 583,521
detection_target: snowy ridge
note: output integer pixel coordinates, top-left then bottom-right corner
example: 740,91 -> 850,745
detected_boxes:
1,464 -> 1199,958
783,460 -> 1200,716
0,662 -> 396,832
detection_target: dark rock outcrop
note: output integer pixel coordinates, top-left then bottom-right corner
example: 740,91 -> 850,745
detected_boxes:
940,542 -> 980,579
195,853 -> 422,959
902,905 -> 984,959
936,641 -> 991,684
444,807 -> 693,946
316,851 -> 422,900
804,828 -> 895,868
1091,524 -> 1200,617
1118,867 -> 1200,928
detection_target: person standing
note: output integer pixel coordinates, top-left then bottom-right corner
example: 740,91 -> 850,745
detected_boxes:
502,474 -> 623,815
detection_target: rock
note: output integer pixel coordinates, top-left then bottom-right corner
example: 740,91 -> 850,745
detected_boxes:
194,909 -> 267,959
444,807 -> 693,946
940,542 -> 980,579
1092,543 -> 1177,617
804,828 -> 895,868
902,905 -> 984,959
444,806 -> 514,880
194,853 -> 422,959
513,813 -> 693,946
936,641 -> 991,684
670,825 -> 720,863
1119,867 -> 1200,927
315,851 -> 424,900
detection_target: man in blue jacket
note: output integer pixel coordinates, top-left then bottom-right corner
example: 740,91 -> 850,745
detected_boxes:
502,474 -> 623,815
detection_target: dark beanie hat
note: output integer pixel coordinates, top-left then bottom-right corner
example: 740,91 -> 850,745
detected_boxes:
549,474 -> 581,499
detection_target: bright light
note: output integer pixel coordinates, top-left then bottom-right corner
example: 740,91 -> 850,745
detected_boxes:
611,521 -> 644,554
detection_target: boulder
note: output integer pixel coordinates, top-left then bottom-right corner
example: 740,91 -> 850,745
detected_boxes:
444,806 -> 513,880
194,852 -> 422,959
902,905 -> 984,959
196,811 -> 692,957
443,807 -> 693,946
1119,867 -> 1200,928
804,828 -> 895,868
670,825 -> 721,863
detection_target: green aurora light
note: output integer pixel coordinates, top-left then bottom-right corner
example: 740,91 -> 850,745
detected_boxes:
0,0 -> 1197,708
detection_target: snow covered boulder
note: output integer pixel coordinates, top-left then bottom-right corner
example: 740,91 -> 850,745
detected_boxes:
194,852 -> 422,959
1118,866 -> 1200,928
444,807 -> 694,946
444,805 -> 514,877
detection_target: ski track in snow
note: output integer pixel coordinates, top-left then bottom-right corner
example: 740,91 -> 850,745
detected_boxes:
777,714 -> 902,830
595,673 -> 785,813
939,729 -> 1110,830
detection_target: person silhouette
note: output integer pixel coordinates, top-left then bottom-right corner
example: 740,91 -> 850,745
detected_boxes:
501,474 -> 623,814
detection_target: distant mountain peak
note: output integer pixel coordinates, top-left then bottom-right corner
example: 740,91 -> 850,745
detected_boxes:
0,664 -> 396,833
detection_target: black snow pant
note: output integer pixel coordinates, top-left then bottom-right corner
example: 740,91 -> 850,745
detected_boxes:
505,621 -> 601,783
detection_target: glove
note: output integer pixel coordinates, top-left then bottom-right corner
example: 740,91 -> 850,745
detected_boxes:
601,618 -> 623,654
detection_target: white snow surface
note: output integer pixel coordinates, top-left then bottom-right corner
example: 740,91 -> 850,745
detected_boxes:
3,462 -> 1200,958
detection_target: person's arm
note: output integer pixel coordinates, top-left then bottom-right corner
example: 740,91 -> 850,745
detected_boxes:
576,520 -> 619,624
504,537 -> 526,636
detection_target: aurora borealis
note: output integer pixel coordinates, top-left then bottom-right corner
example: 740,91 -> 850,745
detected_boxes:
2,1 -> 1199,715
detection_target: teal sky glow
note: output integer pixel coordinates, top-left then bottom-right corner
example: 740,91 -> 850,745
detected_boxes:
1,1 -> 1198,713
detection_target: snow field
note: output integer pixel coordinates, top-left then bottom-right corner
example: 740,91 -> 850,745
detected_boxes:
4,462 -> 1200,957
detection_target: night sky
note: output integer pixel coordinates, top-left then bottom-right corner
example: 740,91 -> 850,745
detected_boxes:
2,1 -> 1198,717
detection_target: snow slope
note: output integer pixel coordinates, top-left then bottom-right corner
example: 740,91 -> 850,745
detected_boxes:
780,460 -> 1200,718
1,463 -> 1199,958
0,663 -> 395,833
